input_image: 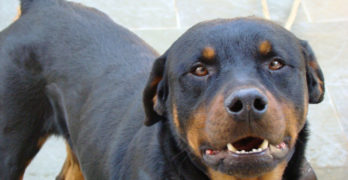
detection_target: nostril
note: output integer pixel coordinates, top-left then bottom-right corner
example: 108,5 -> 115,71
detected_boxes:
229,99 -> 243,113
253,98 -> 266,111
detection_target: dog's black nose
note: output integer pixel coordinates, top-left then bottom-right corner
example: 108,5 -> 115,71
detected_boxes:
225,89 -> 268,120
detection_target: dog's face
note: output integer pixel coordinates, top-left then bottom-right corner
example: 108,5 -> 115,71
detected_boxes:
143,18 -> 324,178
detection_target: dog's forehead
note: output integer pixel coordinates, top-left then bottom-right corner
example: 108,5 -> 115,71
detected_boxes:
167,18 -> 300,67
174,19 -> 294,51
193,18 -> 291,42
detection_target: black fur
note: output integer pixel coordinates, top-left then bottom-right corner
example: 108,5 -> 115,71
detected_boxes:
283,123 -> 309,180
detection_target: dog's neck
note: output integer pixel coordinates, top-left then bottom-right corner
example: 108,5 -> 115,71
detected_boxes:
158,121 -> 210,180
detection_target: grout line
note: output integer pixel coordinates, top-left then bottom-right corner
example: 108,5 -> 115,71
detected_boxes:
284,0 -> 302,30
174,0 -> 181,29
301,0 -> 312,23
261,0 -> 271,20
326,86 -> 345,133
324,41 -> 347,118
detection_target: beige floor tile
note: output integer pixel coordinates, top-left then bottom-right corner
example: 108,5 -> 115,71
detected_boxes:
0,0 -> 18,31
133,28 -> 186,54
308,94 -> 343,134
24,137 -> 66,180
328,85 -> 348,136
176,0 -> 263,28
303,0 -> 348,22
313,167 -> 348,180
176,0 -> 308,28
292,21 -> 348,85
71,0 -> 177,29
266,0 -> 309,24
306,91 -> 348,167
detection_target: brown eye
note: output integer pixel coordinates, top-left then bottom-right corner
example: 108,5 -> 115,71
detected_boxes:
269,59 -> 284,70
192,65 -> 209,76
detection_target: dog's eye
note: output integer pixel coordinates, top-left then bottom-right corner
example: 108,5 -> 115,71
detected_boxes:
268,58 -> 284,70
192,64 -> 209,76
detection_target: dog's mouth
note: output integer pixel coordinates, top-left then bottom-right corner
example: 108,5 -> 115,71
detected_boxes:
201,136 -> 291,177
205,137 -> 287,155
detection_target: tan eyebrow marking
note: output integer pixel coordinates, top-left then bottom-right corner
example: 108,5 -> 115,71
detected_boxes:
259,40 -> 272,55
202,46 -> 215,59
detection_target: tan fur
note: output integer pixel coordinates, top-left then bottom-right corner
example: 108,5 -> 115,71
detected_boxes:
186,106 -> 207,156
150,76 -> 162,88
259,41 -> 272,55
202,46 -> 215,59
172,104 -> 180,130
56,142 -> 84,180
281,100 -> 304,147
309,60 -> 324,94
208,169 -> 238,180
37,135 -> 49,148
152,95 -> 158,105
260,161 -> 287,180
308,61 -> 318,70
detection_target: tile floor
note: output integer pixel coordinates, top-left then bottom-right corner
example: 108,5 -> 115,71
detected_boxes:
0,0 -> 347,179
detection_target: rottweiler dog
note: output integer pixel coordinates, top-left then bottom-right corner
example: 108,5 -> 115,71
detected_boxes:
0,0 -> 324,179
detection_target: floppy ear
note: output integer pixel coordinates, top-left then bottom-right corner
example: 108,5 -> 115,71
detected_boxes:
143,54 -> 168,126
300,40 -> 325,104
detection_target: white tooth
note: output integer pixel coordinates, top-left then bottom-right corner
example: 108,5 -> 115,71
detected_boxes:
257,148 -> 262,151
227,143 -> 237,152
241,150 -> 246,153
236,151 -> 241,154
252,148 -> 257,152
260,140 -> 269,149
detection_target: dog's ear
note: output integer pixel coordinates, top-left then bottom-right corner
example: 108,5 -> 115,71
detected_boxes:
300,40 -> 325,104
143,54 -> 168,126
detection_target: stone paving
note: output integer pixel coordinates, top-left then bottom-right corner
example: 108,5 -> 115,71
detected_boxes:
0,0 -> 347,179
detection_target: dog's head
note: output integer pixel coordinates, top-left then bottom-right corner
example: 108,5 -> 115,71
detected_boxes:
143,18 -> 324,178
